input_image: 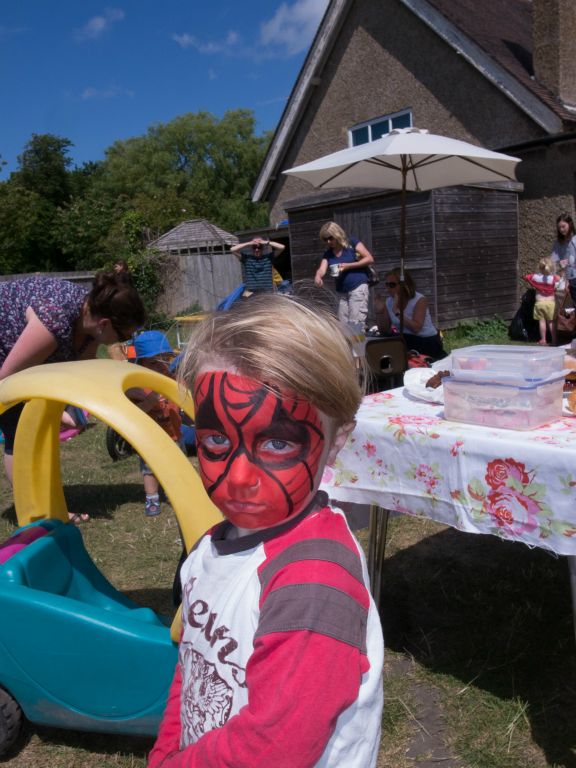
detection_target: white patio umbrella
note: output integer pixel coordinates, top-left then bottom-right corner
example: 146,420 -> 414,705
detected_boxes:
284,127 -> 520,330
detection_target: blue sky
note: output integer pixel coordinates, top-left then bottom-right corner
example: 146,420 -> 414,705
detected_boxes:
0,0 -> 329,178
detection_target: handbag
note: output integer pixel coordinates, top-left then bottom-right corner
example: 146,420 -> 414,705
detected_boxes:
366,264 -> 380,288
557,292 -> 576,336
354,246 -> 379,287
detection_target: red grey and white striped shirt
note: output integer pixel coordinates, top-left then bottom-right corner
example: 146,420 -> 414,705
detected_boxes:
148,495 -> 384,768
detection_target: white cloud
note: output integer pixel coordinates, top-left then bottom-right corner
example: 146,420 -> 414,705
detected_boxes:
0,25 -> 26,40
172,32 -> 231,54
81,84 -> 134,100
171,0 -> 328,60
172,33 -> 196,49
260,0 -> 329,55
75,8 -> 125,41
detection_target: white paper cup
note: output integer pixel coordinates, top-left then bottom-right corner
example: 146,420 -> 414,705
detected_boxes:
329,264 -> 340,277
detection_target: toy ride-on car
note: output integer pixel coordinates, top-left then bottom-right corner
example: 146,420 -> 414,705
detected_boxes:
0,360 -> 221,755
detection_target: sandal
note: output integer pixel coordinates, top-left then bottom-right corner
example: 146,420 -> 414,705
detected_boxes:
68,512 -> 90,524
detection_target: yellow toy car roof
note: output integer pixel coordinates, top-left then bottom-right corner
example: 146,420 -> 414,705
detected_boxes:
0,359 -> 221,550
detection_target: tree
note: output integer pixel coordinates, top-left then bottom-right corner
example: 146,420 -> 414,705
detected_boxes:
0,183 -> 62,274
55,192 -> 117,270
13,133 -> 73,208
95,110 -> 270,234
1,111 -> 271,273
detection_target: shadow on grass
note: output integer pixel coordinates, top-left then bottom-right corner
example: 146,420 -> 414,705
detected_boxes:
1,484 -> 143,525
63,482 -> 144,520
123,587 -> 178,618
0,503 -> 17,525
0,724 -> 153,764
380,528 -> 576,767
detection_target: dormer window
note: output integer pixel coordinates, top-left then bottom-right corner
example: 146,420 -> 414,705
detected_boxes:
349,110 -> 413,146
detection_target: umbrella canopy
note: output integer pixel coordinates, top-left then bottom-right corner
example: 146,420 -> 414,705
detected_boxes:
283,127 -> 520,192
284,127 -> 520,331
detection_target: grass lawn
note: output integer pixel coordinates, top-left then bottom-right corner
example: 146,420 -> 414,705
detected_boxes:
1,319 -> 575,767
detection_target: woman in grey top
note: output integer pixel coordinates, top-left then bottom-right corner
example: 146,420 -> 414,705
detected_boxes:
551,213 -> 576,305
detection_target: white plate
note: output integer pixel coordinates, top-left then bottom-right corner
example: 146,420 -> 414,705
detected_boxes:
403,368 -> 445,404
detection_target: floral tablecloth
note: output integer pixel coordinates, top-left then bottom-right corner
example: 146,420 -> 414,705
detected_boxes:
321,388 -> 576,556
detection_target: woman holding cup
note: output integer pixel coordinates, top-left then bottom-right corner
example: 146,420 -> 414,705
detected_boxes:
314,221 -> 375,326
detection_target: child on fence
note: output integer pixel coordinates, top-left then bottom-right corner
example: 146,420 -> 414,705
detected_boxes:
523,257 -> 560,345
131,331 -> 185,517
147,294 -> 384,768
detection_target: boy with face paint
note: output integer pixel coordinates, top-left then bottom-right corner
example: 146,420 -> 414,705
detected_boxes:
148,295 -> 384,768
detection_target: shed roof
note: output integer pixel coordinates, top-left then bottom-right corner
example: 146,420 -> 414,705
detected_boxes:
148,219 -> 238,251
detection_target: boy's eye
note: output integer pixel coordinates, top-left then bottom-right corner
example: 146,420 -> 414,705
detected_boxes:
256,438 -> 303,464
199,432 -> 231,458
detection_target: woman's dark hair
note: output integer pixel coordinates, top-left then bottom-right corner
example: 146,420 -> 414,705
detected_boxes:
86,270 -> 146,331
556,213 -> 575,241
386,267 -> 416,301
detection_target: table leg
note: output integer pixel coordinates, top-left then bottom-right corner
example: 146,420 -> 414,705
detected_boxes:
568,555 -> 576,644
368,505 -> 390,609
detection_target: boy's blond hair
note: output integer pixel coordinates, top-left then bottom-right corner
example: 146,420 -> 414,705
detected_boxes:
179,294 -> 362,427
538,256 -> 554,275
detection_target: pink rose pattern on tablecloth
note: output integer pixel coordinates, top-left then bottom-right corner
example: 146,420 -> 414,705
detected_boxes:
386,414 -> 443,442
462,457 -> 576,539
320,391 -> 576,550
409,462 -> 442,497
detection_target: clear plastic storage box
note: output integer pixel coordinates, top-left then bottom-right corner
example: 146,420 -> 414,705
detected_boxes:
451,345 -> 565,384
443,373 -> 565,430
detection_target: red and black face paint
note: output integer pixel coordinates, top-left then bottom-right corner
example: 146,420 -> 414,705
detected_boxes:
194,371 -> 326,529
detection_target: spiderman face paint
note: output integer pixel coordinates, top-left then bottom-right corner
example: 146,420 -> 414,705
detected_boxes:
194,370 -> 326,530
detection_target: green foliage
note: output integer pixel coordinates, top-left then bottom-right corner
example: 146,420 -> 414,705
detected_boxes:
13,133 -> 73,207
55,192 -> 118,270
0,183 -> 66,273
95,109 -> 270,235
0,111 -> 270,274
443,316 -> 511,352
0,134 -> 78,273
105,211 -> 166,325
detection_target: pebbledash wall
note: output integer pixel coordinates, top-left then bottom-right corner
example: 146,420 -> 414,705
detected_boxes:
256,0 -> 576,312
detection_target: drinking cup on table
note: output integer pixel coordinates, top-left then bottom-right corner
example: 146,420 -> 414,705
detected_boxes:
329,264 -> 340,277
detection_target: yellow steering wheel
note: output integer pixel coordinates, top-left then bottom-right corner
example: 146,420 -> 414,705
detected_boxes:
0,359 -> 222,641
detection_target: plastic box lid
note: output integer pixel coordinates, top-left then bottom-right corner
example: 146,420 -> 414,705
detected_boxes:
445,371 -> 567,389
451,345 -> 565,383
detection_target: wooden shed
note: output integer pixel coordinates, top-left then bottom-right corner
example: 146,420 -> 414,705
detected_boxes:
148,219 -> 242,315
284,184 -> 520,329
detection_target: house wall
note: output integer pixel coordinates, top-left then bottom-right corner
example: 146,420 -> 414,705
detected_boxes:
268,0 -> 543,227
286,185 -> 518,328
514,140 -> 576,277
266,0 -> 576,309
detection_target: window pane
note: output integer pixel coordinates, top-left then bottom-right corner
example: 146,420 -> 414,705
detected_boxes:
371,121 -> 390,140
392,113 -> 412,129
351,126 -> 369,146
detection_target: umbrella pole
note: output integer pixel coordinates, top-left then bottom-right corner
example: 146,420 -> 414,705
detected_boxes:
399,165 -> 407,336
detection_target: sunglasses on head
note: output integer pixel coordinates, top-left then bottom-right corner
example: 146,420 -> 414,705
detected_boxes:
385,281 -> 398,288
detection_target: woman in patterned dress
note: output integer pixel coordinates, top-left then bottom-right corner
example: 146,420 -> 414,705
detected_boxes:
0,270 -> 146,483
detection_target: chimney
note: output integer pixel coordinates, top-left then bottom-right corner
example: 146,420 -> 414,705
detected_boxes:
532,0 -> 576,107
